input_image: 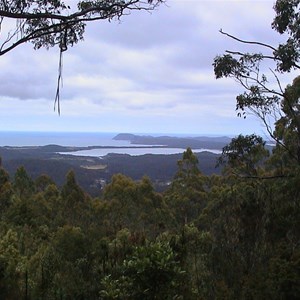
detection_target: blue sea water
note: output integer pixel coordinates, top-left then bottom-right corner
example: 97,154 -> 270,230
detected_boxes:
0,131 -> 128,147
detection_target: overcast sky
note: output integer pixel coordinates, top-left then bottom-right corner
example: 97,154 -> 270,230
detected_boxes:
0,0 -> 296,136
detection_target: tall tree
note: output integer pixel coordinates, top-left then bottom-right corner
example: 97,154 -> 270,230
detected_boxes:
0,166 -> 12,214
165,148 -> 207,226
217,134 -> 269,177
213,1 -> 300,169
13,166 -> 35,199
209,3 -> 300,298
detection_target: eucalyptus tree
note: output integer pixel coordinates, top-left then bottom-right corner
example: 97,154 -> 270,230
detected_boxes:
210,1 -> 300,290
166,148 -> 207,226
213,0 -> 300,168
217,134 -> 269,177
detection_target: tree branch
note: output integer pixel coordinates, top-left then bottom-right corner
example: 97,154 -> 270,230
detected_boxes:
0,20 -> 71,55
220,29 -> 277,51
0,0 -> 162,56
0,0 -> 160,22
270,68 -> 284,94
0,0 -> 164,114
225,50 -> 277,61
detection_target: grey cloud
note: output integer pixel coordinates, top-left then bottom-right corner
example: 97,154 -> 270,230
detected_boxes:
0,0 -> 285,134
0,44 -> 60,100
84,3 -> 203,49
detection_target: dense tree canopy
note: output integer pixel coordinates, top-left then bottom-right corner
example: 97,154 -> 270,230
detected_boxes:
0,142 -> 298,298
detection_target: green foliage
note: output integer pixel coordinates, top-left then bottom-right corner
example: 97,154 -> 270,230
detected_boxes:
176,224 -> 214,299
13,166 -> 35,199
35,174 -> 55,193
213,53 -> 263,80
165,148 -> 207,226
0,0 -> 163,55
0,1 -> 300,298
272,0 -> 300,72
218,134 -> 269,176
213,52 -> 281,122
101,241 -> 184,300
0,167 -> 12,214
0,229 -> 24,298
271,76 -> 300,166
0,146 -> 299,299
213,1 -> 300,170
101,173 -> 168,235
53,225 -> 87,262
61,170 -> 85,203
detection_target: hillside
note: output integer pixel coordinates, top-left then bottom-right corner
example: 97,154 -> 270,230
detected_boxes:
0,144 -> 221,195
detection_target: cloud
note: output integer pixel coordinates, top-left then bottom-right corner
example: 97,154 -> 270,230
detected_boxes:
0,44 -> 59,100
0,0 -> 293,135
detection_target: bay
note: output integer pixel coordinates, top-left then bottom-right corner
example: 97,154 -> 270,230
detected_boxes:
59,147 -> 221,157
0,131 -> 222,156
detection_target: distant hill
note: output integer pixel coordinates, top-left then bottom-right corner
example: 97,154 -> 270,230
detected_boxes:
113,133 -> 231,150
0,144 -> 222,196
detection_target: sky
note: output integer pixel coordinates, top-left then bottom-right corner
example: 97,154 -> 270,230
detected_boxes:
0,0 -> 297,136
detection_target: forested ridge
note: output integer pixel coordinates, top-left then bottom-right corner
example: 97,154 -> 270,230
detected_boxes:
0,143 -> 299,299
0,144 -> 221,195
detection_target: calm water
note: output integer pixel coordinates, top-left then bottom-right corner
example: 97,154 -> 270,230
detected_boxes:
0,131 -> 222,156
60,147 -> 221,157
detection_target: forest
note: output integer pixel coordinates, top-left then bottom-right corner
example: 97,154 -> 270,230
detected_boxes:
1,0 -> 300,299
0,141 -> 299,299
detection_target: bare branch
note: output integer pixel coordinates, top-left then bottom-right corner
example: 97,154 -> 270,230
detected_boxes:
220,29 -> 277,51
270,68 -> 284,94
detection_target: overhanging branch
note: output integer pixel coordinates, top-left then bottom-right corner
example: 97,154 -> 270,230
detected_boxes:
0,0 -> 165,114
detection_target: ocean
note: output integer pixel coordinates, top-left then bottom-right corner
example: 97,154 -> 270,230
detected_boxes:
0,131 -> 127,147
